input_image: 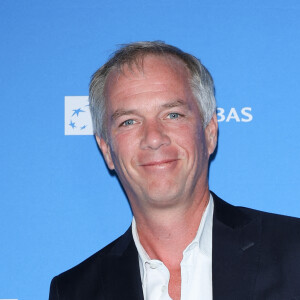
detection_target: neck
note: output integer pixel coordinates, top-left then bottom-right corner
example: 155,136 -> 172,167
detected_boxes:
133,188 -> 210,268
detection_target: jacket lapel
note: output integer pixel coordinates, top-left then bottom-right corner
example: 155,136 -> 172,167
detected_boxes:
100,194 -> 261,300
100,227 -> 144,300
212,193 -> 262,300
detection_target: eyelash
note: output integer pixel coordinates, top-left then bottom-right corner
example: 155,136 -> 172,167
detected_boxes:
120,119 -> 136,127
119,112 -> 183,127
167,112 -> 182,119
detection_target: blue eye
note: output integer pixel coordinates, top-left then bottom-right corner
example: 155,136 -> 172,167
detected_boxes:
168,113 -> 180,119
122,119 -> 135,126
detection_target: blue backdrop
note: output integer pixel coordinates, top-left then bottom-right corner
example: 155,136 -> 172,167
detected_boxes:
1,0 -> 299,299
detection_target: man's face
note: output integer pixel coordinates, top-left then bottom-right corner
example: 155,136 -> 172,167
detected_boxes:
97,55 -> 217,212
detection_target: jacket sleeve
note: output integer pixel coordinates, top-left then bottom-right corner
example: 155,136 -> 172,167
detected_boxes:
49,276 -> 59,300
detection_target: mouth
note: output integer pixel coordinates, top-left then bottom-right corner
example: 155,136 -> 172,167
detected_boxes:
140,159 -> 179,168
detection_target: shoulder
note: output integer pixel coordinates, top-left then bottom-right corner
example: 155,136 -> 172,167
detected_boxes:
212,191 -> 300,247
235,203 -> 300,292
236,200 -> 300,234
212,191 -> 300,228
49,227 -> 134,299
59,227 -> 132,278
239,206 -> 300,245
211,192 -> 300,296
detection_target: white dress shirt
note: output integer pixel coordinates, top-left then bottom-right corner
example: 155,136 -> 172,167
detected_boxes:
132,194 -> 214,300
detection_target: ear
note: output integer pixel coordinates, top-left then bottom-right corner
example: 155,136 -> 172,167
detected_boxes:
96,135 -> 115,170
205,112 -> 218,155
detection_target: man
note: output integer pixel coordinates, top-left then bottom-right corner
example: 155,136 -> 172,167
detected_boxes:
49,41 -> 300,300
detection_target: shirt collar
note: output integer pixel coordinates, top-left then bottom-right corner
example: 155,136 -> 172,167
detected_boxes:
184,193 -> 213,257
132,217 -> 151,263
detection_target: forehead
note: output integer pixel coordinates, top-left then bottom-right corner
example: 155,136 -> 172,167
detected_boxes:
104,55 -> 192,102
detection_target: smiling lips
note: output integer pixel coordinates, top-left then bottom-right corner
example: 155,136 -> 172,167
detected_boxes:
140,159 -> 179,168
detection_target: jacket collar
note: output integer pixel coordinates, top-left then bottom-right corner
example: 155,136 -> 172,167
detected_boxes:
212,192 -> 262,300
100,227 -> 144,300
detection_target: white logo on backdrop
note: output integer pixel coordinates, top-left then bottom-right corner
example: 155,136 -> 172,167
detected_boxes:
65,96 -> 93,135
216,107 -> 253,122
64,96 -> 253,136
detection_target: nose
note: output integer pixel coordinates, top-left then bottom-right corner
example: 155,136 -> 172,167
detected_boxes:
140,120 -> 171,150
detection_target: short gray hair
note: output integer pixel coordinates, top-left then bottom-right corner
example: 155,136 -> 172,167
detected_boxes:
89,41 -> 216,140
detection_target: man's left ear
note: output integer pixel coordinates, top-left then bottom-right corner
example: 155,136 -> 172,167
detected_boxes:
96,135 -> 115,170
205,112 -> 218,155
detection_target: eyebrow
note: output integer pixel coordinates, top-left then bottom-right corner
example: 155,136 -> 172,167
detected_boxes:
111,109 -> 137,121
161,99 -> 187,108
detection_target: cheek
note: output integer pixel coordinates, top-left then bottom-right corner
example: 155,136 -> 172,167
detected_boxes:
175,124 -> 208,158
110,132 -> 139,163
173,123 -> 200,145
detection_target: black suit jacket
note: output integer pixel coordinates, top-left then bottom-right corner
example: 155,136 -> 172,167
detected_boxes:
49,193 -> 300,299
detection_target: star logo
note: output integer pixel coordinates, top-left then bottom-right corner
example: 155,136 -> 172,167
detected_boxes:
72,108 -> 85,117
69,120 -> 76,129
65,96 -> 93,135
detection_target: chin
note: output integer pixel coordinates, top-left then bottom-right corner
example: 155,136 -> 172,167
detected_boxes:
144,186 -> 184,208
147,196 -> 181,209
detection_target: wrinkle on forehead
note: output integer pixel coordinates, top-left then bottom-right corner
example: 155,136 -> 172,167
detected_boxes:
106,54 -> 190,88
105,55 -> 190,106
